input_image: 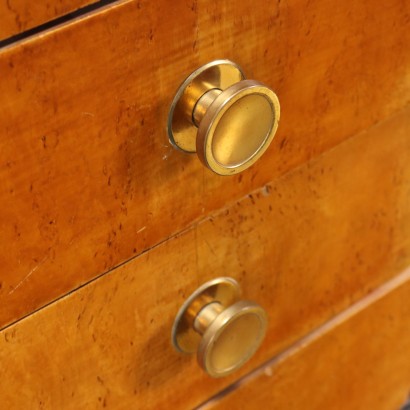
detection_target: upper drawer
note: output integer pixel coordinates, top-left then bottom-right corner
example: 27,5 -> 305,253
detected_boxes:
0,0 -> 94,39
1,0 -> 410,328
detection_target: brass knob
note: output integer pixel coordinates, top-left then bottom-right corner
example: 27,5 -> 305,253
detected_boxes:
171,277 -> 268,378
167,60 -> 280,175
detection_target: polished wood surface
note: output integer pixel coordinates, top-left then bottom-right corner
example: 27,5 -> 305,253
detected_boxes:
1,0 -> 410,329
204,266 -> 410,410
0,0 -> 94,39
1,108 -> 409,409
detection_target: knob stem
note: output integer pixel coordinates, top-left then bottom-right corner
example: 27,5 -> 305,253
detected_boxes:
194,302 -> 224,334
192,89 -> 222,127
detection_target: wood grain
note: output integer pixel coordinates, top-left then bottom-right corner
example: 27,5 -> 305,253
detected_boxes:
0,0 -> 95,39
0,108 -> 409,409
203,266 -> 410,410
1,0 -> 409,328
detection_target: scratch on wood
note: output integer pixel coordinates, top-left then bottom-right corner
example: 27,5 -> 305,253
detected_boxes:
8,256 -> 47,295
194,225 -> 199,279
137,226 -> 146,233
192,0 -> 199,50
204,239 -> 216,256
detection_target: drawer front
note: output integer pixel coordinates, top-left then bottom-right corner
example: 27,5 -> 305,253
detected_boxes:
1,108 -> 409,409
0,0 -> 94,39
205,266 -> 410,410
1,0 -> 410,329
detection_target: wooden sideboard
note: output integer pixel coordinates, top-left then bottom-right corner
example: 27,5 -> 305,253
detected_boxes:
0,1 -> 409,408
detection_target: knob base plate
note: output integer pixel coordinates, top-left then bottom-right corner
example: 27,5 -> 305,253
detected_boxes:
167,60 -> 244,153
171,277 -> 240,354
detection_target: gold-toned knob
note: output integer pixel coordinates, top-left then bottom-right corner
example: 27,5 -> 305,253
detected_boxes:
167,60 -> 280,175
171,277 -> 268,378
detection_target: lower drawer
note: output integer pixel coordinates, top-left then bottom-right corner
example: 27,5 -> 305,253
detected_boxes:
204,265 -> 410,410
1,108 -> 410,409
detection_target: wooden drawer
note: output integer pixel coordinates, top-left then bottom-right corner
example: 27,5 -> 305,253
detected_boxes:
204,266 -> 410,410
1,1 -> 410,407
0,0 -> 95,39
1,108 -> 409,409
1,0 -> 410,329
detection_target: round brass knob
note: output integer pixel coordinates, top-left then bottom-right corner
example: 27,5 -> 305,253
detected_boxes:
171,277 -> 268,378
167,60 -> 280,175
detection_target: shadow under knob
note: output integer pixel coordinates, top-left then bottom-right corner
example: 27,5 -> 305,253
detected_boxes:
167,60 -> 280,175
171,277 -> 268,378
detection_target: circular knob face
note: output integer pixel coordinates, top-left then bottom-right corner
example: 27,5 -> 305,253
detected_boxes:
198,300 -> 268,377
197,80 -> 279,175
171,277 -> 268,378
167,60 -> 280,175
